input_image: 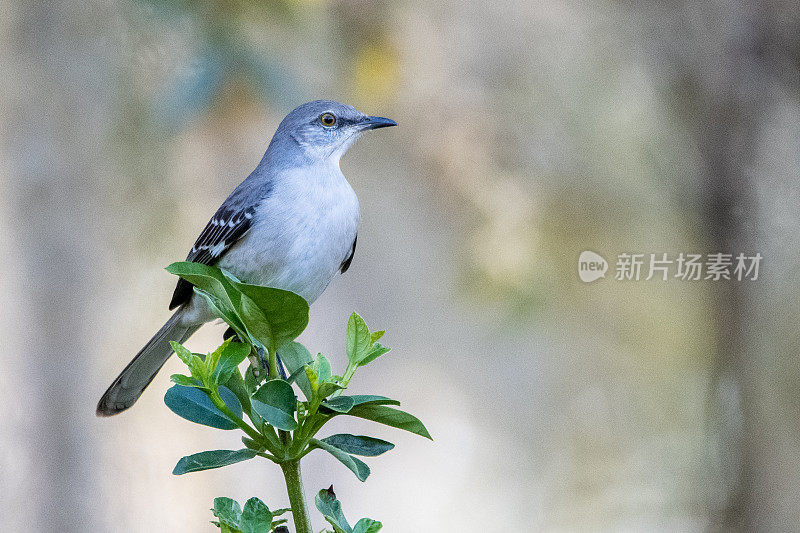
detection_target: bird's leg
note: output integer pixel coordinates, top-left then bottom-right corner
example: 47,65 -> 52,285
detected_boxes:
276,351 -> 288,380
222,328 -> 286,380
258,346 -> 269,376
263,348 -> 288,380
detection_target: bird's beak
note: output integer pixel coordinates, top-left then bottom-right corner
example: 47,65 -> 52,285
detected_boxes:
359,116 -> 397,130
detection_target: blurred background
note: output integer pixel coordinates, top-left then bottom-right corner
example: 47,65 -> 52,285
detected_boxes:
2,0 -> 799,531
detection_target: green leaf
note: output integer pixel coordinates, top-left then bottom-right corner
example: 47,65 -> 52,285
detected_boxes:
276,342 -> 314,372
304,366 -> 320,394
195,287 -> 249,343
207,337 -> 232,373
221,271 -> 309,353
172,449 -> 257,475
251,379 -> 298,431
317,379 -> 345,400
213,341 -> 251,384
321,396 -> 355,414
346,312 -> 371,365
212,497 -> 242,529
286,365 -> 309,386
237,296 -> 276,350
315,489 -> 351,533
241,436 -> 264,451
347,395 -> 400,407
357,343 -> 390,368
167,262 -> 248,337
170,340 -> 206,380
224,367 -> 252,416
244,366 -> 262,395
296,353 -> 332,402
320,434 -> 395,456
312,353 -> 332,382
279,342 -> 314,400
369,331 -> 384,344
353,518 -> 383,533
170,374 -> 202,388
240,497 -> 273,533
311,438 -> 370,482
170,340 -> 194,367
164,385 -> 242,430
345,404 -> 431,439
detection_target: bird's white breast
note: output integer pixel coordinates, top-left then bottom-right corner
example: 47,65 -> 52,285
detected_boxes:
217,165 -> 360,305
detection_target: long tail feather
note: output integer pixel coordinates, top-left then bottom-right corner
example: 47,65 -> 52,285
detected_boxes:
96,311 -> 200,416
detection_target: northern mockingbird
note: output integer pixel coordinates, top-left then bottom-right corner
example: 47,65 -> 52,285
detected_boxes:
97,100 -> 396,416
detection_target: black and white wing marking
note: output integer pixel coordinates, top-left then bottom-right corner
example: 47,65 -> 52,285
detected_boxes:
340,235 -> 357,274
169,205 -> 256,310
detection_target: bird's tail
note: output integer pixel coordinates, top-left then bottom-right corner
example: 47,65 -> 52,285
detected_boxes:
96,311 -> 200,416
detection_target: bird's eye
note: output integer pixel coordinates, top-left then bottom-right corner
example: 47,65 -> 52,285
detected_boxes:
320,113 -> 336,127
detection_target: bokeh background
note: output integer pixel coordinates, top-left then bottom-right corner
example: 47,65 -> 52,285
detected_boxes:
2,1 -> 800,531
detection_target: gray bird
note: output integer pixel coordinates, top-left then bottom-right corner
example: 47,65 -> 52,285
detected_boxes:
97,100 -> 396,416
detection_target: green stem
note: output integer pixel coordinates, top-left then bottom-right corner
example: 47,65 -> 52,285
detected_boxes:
281,459 -> 312,533
268,347 -> 279,380
295,444 -> 316,461
330,362 -> 357,399
261,424 -> 284,453
341,363 -> 357,386
254,450 -> 280,463
270,345 -> 292,450
288,414 -> 329,459
209,391 -> 264,444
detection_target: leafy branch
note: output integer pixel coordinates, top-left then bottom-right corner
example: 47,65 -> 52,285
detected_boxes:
162,262 -> 431,532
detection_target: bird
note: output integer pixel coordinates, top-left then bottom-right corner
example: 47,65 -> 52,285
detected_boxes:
97,100 -> 396,416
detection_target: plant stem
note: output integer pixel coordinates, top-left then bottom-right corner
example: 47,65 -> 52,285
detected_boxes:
254,450 -> 280,463
281,459 -> 312,533
329,362 -> 357,399
268,347 -> 279,380
209,391 -> 264,444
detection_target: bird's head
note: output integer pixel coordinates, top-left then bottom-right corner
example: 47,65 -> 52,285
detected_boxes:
271,100 -> 396,163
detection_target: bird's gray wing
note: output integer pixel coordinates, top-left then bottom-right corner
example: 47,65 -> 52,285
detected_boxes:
340,234 -> 357,273
169,204 -> 257,310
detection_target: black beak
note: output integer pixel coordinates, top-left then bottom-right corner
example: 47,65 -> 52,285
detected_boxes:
360,116 -> 397,130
